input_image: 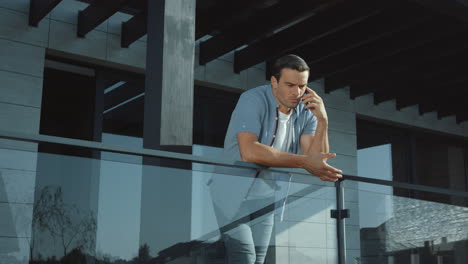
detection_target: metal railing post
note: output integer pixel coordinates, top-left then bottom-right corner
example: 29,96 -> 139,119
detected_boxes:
335,179 -> 347,264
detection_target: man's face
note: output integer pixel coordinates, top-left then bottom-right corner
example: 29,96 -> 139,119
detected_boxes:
271,68 -> 309,114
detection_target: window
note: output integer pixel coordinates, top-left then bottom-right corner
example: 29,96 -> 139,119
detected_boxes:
357,118 -> 468,204
193,85 -> 240,147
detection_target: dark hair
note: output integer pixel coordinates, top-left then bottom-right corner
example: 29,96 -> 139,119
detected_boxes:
271,54 -> 309,81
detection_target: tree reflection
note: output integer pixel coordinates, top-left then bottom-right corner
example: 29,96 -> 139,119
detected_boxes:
30,237 -> 224,264
30,186 -> 96,263
132,244 -> 150,264
29,186 -> 222,263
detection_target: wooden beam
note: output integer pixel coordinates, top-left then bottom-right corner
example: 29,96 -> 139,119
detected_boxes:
356,48 -> 468,102
29,0 -> 62,27
78,0 -> 131,37
352,54 -> 467,109
396,84 -> 448,111
408,0 -> 468,24
196,0 -> 281,39
374,92 -> 395,106
234,0 -> 382,73
437,103 -> 464,120
400,81 -> 467,114
436,88 -> 468,119
325,77 -> 348,93
121,10 -> 147,48
349,82 -> 378,99
327,30 -> 468,92
198,0 -> 330,65
396,95 -> 421,110
305,1 -> 436,92
383,75 -> 467,111
307,17 -> 463,81
456,113 -> 468,124
350,82 -> 375,99
419,101 -> 437,115
438,109 -> 455,119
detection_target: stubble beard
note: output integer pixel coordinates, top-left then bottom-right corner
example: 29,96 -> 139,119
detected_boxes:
279,97 -> 299,111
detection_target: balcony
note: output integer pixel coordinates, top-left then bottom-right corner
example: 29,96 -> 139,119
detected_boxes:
0,131 -> 467,264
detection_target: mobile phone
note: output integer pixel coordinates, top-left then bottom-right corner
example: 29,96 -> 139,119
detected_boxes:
301,90 -> 310,104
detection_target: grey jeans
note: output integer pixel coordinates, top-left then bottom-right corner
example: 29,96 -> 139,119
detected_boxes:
220,197 -> 275,264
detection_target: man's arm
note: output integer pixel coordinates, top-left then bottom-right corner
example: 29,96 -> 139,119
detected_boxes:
238,132 -> 341,182
300,120 -> 329,154
300,87 -> 329,154
297,87 -> 342,182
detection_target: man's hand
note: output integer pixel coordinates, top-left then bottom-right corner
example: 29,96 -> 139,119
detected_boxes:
237,133 -> 340,181
302,87 -> 328,121
302,153 -> 342,182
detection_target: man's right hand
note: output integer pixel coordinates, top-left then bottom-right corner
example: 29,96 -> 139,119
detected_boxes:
302,153 -> 342,182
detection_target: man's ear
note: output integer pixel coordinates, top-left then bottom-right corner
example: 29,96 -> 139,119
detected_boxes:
270,76 -> 278,89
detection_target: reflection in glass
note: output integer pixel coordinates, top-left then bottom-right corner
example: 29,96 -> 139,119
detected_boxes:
348,185 -> 468,264
1,146 -> 338,264
385,196 -> 468,259
353,143 -> 468,264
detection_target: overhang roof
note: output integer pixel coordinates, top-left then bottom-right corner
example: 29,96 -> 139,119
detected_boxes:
31,0 -> 468,123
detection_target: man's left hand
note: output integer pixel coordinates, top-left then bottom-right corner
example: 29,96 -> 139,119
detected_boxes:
302,87 -> 328,121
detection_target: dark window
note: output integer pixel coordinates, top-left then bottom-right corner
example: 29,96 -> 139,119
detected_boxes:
193,85 -> 240,147
39,67 -> 96,157
40,60 -> 243,150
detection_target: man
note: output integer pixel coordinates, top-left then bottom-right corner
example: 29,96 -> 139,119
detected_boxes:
211,54 -> 342,264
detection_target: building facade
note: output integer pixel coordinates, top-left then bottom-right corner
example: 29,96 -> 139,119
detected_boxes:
1,0 -> 468,264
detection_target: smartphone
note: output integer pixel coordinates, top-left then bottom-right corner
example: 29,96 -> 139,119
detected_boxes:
301,90 -> 310,105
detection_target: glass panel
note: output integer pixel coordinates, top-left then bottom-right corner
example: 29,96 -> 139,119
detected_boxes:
0,144 -> 337,264
343,181 -> 468,264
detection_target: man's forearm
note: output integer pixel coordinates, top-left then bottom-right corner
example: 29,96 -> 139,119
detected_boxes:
308,119 -> 329,153
237,132 -> 342,181
241,141 -> 307,168
243,140 -> 342,183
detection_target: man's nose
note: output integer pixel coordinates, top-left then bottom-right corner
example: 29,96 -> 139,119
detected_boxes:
292,87 -> 301,97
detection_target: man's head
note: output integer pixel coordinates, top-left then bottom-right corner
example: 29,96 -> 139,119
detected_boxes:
270,54 -> 310,114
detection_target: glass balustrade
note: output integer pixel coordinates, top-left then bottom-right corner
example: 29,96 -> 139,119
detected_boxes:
0,141 -> 337,264
1,134 -> 467,264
